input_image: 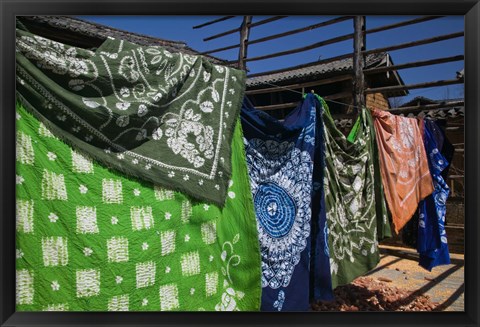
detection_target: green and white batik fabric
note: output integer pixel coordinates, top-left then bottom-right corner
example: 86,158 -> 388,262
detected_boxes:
322,103 -> 391,289
15,103 -> 261,311
16,27 -> 246,206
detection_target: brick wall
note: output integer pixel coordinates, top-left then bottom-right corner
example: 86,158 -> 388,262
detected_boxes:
366,93 -> 390,110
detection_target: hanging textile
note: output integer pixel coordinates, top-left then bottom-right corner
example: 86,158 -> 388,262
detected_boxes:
402,119 -> 454,249
424,120 -> 454,181
15,103 -> 261,311
417,119 -> 451,271
372,109 -> 434,233
16,27 -> 246,206
241,93 -> 333,311
322,103 -> 391,289
309,96 -> 334,303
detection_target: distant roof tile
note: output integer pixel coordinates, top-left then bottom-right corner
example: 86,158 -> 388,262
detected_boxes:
246,52 -> 387,87
20,16 -> 226,65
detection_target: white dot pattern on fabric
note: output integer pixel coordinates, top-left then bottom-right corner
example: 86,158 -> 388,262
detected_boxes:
130,206 -> 154,231
41,170 -> 68,200
160,230 -> 176,256
108,294 -> 129,311
180,251 -> 200,277
41,237 -> 68,267
76,206 -> 99,234
136,261 -> 156,289
16,269 -> 34,305
16,131 -> 35,165
201,221 -> 217,245
38,122 -> 57,139
16,199 -> 34,234
76,269 -> 100,298
42,303 -> 68,311
102,179 -> 123,204
107,237 -> 129,263
159,284 -> 179,311
71,150 -> 93,174
154,185 -> 174,201
181,200 -> 192,224
205,272 -> 218,297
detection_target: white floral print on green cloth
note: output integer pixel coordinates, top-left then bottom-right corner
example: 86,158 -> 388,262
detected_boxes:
16,27 -> 247,206
322,106 -> 390,289
15,104 -> 261,311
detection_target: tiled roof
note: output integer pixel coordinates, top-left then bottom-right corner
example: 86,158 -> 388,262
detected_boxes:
247,52 -> 388,87
400,96 -> 439,107
333,106 -> 464,129
401,107 -> 464,119
398,97 -> 465,119
18,16 -> 226,65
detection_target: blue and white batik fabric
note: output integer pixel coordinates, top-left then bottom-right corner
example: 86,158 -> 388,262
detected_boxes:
241,93 -> 333,311
417,120 -> 451,271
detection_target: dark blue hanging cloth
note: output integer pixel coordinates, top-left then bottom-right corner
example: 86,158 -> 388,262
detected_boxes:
402,119 -> 454,249
241,93 -> 333,311
417,119 -> 452,271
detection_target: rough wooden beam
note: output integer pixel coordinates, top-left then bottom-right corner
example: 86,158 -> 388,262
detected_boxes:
242,32 -> 355,63
365,16 -> 444,35
203,16 -> 286,42
200,16 -> 353,55
245,75 -> 352,95
364,55 -> 464,74
363,31 -> 464,55
192,16 -> 235,29
365,78 -> 464,94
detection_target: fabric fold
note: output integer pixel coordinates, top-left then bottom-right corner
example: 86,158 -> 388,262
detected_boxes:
16,27 -> 246,206
372,109 -> 434,233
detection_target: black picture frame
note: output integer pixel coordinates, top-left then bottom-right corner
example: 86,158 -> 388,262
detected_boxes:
1,1 -> 478,326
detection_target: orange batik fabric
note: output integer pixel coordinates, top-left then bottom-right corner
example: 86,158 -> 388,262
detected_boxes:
372,109 -> 434,233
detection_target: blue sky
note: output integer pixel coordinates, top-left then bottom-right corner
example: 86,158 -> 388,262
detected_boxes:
78,16 -> 464,105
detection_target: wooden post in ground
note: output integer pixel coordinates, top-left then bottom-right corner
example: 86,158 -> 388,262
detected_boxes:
353,16 -> 366,112
238,16 -> 252,71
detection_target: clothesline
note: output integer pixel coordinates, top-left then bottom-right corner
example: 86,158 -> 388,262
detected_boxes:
257,80 -> 459,112
260,81 -> 364,110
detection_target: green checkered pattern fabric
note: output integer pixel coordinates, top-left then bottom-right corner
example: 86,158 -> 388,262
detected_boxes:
16,103 -> 261,311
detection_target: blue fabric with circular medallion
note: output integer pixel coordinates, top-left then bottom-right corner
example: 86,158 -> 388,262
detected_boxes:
254,182 -> 297,238
241,93 -> 333,311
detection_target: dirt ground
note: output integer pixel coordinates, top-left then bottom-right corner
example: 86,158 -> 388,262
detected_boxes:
313,245 -> 464,312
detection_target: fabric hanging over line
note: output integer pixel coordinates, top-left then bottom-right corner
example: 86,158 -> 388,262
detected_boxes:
241,93 -> 333,311
417,119 -> 451,271
15,26 -> 246,207
322,101 -> 391,289
16,104 -> 262,311
372,109 -> 434,233
402,119 -> 454,253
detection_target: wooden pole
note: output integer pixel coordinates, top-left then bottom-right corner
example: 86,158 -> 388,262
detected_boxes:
238,16 -> 252,71
353,16 -> 366,112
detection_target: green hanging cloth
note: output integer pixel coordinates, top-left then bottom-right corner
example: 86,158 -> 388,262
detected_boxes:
321,101 -> 391,289
15,103 -> 261,311
16,27 -> 246,206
